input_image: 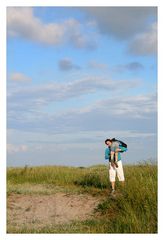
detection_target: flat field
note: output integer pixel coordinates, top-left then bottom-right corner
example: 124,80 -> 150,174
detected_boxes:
7,163 -> 157,233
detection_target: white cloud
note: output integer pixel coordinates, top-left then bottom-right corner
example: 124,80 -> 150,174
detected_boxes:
82,7 -> 157,56
7,7 -> 65,45
83,7 -> 156,39
7,144 -> 28,154
7,76 -> 140,116
98,94 -> 157,117
9,72 -> 32,82
129,23 -> 157,55
7,90 -> 157,135
7,7 -> 97,49
64,93 -> 157,119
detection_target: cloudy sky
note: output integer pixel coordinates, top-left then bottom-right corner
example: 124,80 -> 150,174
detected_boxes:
7,7 -> 157,167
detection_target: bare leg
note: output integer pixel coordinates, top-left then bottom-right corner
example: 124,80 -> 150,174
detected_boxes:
111,181 -> 115,190
114,152 -> 118,168
110,151 -> 115,168
110,151 -> 114,161
115,151 -> 118,162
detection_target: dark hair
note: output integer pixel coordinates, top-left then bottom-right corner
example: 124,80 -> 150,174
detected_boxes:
105,139 -> 112,144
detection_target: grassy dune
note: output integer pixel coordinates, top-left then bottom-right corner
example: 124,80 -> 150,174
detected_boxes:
7,163 -> 157,233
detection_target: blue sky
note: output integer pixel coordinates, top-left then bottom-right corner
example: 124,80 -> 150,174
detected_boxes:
7,7 -> 157,167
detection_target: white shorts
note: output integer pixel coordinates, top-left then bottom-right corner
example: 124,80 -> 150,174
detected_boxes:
109,160 -> 125,182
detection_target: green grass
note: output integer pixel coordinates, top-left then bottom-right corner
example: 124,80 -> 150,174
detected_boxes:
7,163 -> 157,233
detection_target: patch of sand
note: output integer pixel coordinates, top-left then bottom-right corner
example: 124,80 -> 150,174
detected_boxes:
7,192 -> 101,229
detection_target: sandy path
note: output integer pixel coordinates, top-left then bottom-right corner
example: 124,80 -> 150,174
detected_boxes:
7,192 -> 101,229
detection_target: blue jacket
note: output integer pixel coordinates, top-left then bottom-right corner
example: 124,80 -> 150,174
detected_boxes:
105,147 -> 121,161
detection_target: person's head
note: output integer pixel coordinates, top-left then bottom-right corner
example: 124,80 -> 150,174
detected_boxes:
105,139 -> 112,146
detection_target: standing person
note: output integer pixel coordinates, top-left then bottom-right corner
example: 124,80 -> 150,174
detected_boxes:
105,139 -> 126,194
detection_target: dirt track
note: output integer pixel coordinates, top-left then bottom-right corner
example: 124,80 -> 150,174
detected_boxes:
7,192 -> 101,229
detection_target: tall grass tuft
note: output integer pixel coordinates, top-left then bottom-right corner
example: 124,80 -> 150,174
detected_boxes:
74,173 -> 107,189
95,163 -> 157,233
